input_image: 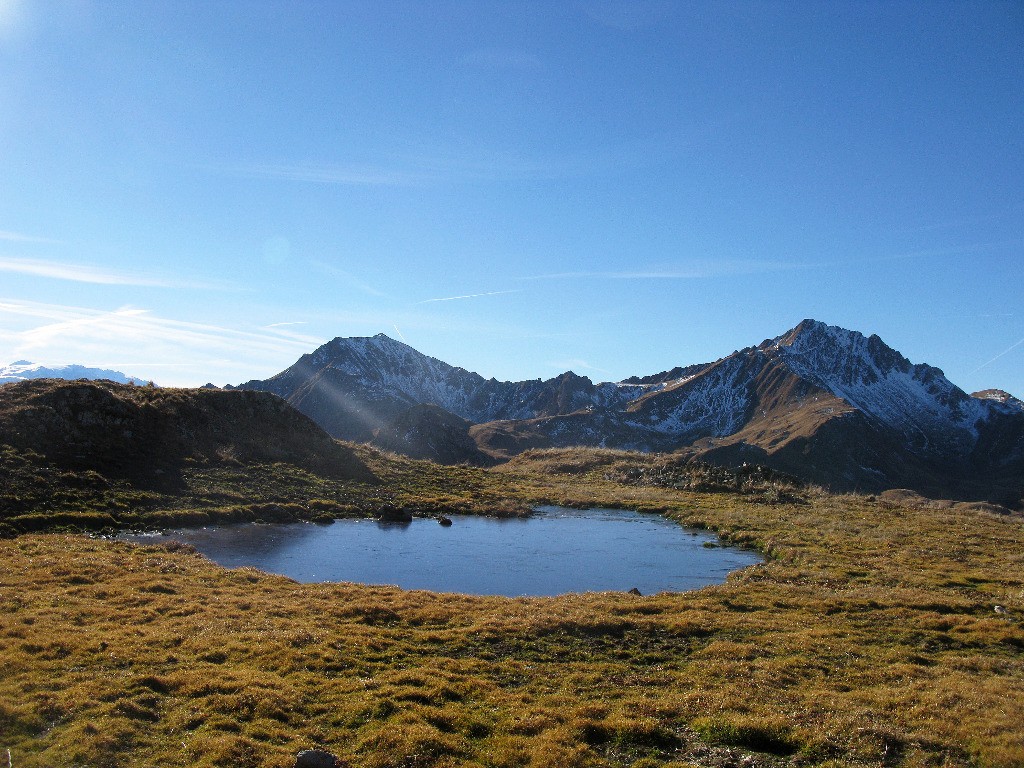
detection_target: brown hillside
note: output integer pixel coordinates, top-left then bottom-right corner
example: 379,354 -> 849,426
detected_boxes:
469,418 -> 553,459
372,404 -> 496,466
0,379 -> 374,485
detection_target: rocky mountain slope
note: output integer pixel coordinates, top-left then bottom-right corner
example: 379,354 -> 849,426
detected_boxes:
232,334 -> 648,442
0,361 -> 147,385
235,321 -> 1023,502
0,379 -> 373,485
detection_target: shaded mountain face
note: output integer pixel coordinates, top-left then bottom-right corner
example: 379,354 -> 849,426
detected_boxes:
0,379 -> 374,486
232,334 -> 650,444
371,403 -> 496,466
235,322 -> 1023,501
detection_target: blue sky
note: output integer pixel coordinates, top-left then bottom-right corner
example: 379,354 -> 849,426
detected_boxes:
1,1 -> 1022,395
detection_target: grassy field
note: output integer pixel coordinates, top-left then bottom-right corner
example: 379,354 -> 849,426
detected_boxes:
1,447 -> 1022,767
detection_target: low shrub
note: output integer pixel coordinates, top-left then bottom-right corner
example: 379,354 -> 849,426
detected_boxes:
692,714 -> 799,755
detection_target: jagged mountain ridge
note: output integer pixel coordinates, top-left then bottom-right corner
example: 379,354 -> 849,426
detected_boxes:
768,321 -> 987,455
235,321 -> 1023,501
232,334 -> 652,442
475,321 -> 1023,498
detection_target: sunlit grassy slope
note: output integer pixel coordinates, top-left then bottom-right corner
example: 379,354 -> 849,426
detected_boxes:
1,447 -> 1022,767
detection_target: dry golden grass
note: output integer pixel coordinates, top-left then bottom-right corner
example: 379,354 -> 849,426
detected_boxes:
1,448 -> 1022,767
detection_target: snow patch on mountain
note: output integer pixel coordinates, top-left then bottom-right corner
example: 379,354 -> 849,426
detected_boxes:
232,321 -> 1023,498
973,389 -> 1024,412
773,320 -> 988,453
290,334 -> 659,425
623,355 -> 755,440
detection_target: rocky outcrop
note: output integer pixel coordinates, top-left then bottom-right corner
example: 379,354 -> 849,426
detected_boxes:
294,749 -> 340,768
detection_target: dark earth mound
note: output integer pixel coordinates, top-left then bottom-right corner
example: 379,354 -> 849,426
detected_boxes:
0,379 -> 374,488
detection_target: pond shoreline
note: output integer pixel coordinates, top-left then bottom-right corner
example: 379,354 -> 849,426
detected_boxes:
119,506 -> 764,597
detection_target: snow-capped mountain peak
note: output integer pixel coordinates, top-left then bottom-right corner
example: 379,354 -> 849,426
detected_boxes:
235,320 -> 1023,499
768,319 -> 987,451
0,362 -> 148,386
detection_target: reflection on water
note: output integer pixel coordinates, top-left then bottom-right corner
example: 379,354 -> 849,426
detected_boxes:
122,505 -> 762,597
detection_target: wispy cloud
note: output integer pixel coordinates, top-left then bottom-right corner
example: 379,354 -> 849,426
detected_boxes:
581,0 -> 674,31
521,242 -> 1019,284
905,206 -> 1021,233
210,162 -> 428,187
416,290 -> 520,304
0,229 -> 61,244
551,358 -> 612,376
260,322 -> 321,345
0,255 -> 230,290
862,239 -> 1023,264
462,48 -> 543,71
205,140 -> 639,189
4,302 -> 319,354
0,299 -> 325,386
0,256 -> 176,287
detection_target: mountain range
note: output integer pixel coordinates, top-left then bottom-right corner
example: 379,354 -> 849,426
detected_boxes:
0,361 -> 147,386
232,319 -> 1024,503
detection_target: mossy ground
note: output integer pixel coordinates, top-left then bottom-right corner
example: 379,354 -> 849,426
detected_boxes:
0,443 -> 529,536
1,447 -> 1022,767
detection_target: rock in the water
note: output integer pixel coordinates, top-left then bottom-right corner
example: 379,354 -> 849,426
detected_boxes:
377,508 -> 413,523
438,516 -> 453,527
295,749 -> 338,768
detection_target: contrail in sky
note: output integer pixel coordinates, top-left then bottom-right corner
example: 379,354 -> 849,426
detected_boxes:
210,162 -> 426,187
416,290 -> 519,304
970,337 -> 1024,375
519,259 -> 809,281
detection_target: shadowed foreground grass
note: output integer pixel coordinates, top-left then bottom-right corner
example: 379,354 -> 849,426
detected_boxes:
1,449 -> 1023,767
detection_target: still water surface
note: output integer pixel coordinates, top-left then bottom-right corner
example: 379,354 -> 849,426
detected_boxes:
126,506 -> 761,596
